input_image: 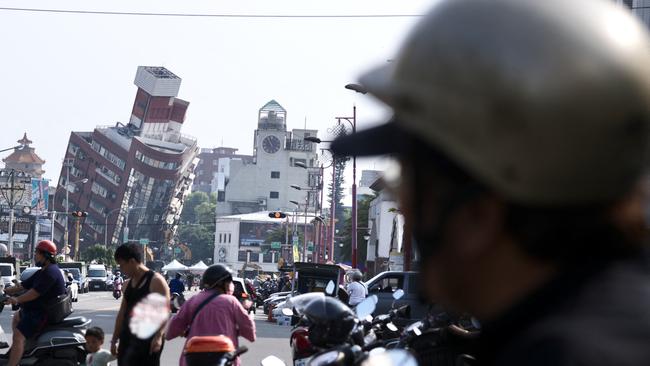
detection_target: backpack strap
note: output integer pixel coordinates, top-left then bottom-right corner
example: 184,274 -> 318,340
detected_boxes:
185,291 -> 220,336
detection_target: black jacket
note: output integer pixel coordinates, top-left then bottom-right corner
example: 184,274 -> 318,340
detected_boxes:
477,251 -> 650,366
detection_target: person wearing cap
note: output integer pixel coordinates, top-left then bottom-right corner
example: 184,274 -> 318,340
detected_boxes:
2,240 -> 66,365
331,0 -> 650,364
166,264 -> 256,366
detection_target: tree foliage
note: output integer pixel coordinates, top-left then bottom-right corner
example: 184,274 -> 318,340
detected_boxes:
339,195 -> 374,266
82,244 -> 116,267
177,192 -> 217,262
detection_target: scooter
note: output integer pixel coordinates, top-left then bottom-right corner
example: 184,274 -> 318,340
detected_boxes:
113,281 -> 122,300
185,336 -> 248,366
0,293 -> 89,365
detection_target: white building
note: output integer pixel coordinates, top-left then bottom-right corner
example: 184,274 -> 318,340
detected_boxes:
215,100 -> 320,216
366,177 -> 406,275
214,210 -> 318,273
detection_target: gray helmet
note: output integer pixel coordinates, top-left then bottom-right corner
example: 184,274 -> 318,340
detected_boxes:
332,0 -> 650,205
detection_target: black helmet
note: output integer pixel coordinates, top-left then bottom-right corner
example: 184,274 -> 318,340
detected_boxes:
302,297 -> 356,347
201,264 -> 235,290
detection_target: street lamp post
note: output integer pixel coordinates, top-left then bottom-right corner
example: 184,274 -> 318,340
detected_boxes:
290,185 -> 321,262
335,106 -> 357,268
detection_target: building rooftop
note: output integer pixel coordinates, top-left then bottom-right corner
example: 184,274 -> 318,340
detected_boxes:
2,133 -> 45,165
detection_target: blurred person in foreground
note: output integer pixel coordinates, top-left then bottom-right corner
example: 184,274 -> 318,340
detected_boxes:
166,264 -> 255,366
331,0 -> 650,364
111,244 -> 170,366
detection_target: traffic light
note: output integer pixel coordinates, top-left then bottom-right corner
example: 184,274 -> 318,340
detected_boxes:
71,211 -> 88,218
268,211 -> 287,219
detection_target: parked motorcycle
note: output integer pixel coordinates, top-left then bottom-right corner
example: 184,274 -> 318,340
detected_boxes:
0,293 -> 89,365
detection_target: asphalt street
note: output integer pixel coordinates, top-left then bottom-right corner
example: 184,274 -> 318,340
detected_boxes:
0,290 -> 293,366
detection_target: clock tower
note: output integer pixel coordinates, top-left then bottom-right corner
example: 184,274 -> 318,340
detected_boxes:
254,100 -> 288,161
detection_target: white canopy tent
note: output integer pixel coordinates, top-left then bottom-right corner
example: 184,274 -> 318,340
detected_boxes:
188,260 -> 208,274
162,259 -> 188,272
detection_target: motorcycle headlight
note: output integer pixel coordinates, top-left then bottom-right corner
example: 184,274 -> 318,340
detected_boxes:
310,350 -> 343,366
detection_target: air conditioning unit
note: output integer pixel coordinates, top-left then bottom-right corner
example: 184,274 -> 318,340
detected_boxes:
258,199 -> 267,206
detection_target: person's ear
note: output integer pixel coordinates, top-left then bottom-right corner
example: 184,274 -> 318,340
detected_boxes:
447,194 -> 505,259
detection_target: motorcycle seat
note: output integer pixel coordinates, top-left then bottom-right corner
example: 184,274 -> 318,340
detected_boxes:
53,316 -> 88,327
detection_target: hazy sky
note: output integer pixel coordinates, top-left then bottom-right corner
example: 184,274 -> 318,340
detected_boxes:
0,0 -> 434,202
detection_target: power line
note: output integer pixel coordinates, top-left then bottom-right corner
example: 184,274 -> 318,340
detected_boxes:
0,7 -> 422,18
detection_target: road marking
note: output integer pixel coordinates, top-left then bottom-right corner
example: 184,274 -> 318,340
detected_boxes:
96,314 -> 114,317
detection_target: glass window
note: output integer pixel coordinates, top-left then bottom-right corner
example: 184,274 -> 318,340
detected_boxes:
249,252 -> 259,262
271,171 -> 280,179
270,191 -> 279,199
368,275 -> 404,294
238,251 -> 248,262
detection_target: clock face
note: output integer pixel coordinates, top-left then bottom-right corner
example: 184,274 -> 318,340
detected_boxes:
262,135 -> 281,154
218,247 -> 227,259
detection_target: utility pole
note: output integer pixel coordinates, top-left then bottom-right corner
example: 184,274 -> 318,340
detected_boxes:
74,216 -> 81,261
63,158 -> 74,251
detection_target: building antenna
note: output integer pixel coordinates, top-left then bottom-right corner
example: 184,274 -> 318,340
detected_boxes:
304,116 -> 307,130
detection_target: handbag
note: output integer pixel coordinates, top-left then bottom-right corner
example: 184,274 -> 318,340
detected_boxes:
183,291 -> 220,337
45,293 -> 73,324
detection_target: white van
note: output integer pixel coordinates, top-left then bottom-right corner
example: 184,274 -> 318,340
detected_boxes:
0,263 -> 16,288
88,264 -> 109,291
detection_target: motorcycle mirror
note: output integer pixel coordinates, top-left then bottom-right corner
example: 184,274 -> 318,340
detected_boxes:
360,349 -> 419,366
325,280 -> 335,295
129,293 -> 170,340
355,296 -> 377,319
392,289 -> 404,300
281,308 -> 293,317
261,355 -> 287,366
386,322 -> 398,332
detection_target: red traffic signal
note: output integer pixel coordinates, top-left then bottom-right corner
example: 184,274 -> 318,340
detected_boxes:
268,211 -> 287,219
71,211 -> 88,218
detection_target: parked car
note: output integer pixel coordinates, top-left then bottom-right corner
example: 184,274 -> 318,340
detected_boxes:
263,291 -> 291,314
65,268 -> 89,294
0,263 -> 16,289
364,271 -> 428,321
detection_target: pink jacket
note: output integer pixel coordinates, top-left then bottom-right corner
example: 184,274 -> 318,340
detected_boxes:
166,291 -> 256,366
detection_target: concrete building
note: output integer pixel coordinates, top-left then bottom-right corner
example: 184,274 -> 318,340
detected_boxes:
192,147 -> 253,195
52,66 -> 199,258
358,170 -> 381,198
366,177 -> 406,276
215,100 -> 320,216
214,210 -> 317,273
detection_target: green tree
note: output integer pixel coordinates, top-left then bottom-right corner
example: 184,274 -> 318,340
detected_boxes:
339,195 -> 374,265
180,192 -> 210,223
177,192 -> 217,262
328,156 -> 348,234
82,244 -> 116,267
